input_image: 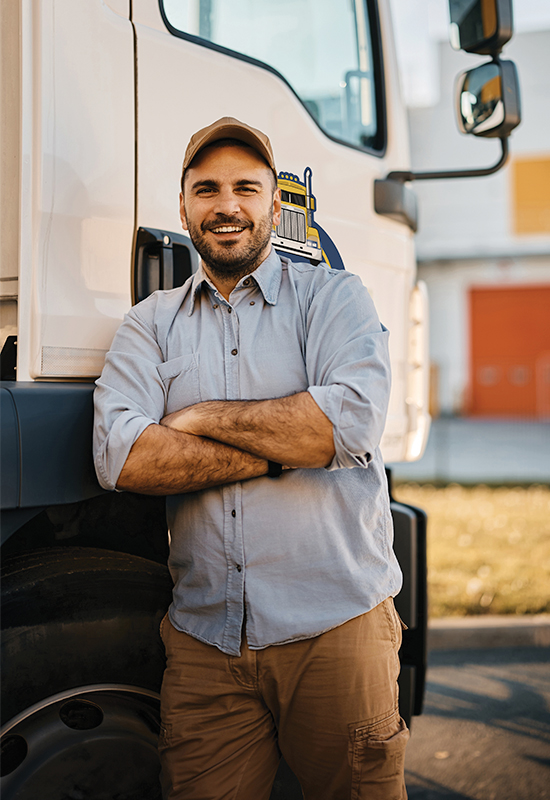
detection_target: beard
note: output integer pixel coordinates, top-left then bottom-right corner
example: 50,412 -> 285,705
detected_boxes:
185,210 -> 274,283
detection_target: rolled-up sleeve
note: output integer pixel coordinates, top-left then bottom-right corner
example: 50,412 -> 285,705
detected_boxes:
93,305 -> 167,491
305,272 -> 391,471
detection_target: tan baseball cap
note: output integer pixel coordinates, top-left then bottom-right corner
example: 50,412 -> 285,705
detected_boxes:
181,117 -> 277,183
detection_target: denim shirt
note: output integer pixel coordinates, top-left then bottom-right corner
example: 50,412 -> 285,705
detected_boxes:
93,249 -> 402,656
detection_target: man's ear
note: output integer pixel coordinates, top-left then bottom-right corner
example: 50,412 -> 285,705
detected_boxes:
179,192 -> 189,231
272,187 -> 282,228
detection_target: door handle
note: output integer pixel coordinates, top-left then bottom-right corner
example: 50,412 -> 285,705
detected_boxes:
133,227 -> 199,304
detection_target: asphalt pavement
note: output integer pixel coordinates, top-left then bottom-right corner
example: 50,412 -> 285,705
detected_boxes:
405,646 -> 550,800
388,417 -> 550,485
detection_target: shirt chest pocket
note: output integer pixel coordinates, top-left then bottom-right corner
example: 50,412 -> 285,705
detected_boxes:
157,354 -> 201,415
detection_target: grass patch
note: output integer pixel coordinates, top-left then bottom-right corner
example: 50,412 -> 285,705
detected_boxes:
393,483 -> 550,618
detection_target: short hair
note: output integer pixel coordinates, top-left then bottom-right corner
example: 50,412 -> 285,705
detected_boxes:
181,138 -> 277,193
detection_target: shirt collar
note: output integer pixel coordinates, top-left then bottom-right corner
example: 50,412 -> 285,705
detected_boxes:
250,248 -> 282,306
188,247 -> 282,315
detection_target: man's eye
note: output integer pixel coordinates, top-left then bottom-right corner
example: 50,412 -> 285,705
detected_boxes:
197,187 -> 215,195
237,187 -> 256,194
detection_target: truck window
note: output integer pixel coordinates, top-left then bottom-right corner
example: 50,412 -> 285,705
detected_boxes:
161,0 -> 383,153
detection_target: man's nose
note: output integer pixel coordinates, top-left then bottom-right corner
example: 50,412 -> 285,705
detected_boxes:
213,189 -> 241,216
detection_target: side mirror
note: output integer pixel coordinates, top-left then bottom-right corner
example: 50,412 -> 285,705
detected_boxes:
457,60 -> 520,138
377,0 -> 520,194
449,0 -> 513,55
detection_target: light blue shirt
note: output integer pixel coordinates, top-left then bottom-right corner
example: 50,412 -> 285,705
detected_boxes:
93,249 -> 402,656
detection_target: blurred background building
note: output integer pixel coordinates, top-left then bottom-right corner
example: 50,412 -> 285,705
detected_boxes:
388,0 -> 550,482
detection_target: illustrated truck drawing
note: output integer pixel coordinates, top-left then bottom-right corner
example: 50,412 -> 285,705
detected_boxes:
0,0 -> 520,796
272,169 -> 323,266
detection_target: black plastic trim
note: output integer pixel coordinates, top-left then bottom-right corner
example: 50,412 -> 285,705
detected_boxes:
398,502 -> 428,716
392,503 -> 419,629
398,664 -> 416,728
156,0 -> 387,158
0,336 -> 17,381
0,382 -> 104,517
374,178 -> 418,231
387,468 -> 428,718
366,0 -> 387,155
0,388 -> 20,509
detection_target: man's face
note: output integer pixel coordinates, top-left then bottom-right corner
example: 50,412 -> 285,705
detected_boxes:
180,144 -> 281,284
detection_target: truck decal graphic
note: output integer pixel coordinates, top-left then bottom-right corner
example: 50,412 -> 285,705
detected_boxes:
272,168 -> 345,270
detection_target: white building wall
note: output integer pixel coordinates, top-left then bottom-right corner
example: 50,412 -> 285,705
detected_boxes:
411,30 -> 550,260
407,29 -> 550,415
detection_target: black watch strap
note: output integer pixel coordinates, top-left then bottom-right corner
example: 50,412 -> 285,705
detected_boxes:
267,460 -> 283,478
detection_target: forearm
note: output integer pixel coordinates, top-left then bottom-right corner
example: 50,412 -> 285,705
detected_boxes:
116,423 -> 268,495
161,391 -> 335,468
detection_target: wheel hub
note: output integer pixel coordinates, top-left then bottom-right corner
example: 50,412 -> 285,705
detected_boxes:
1,686 -> 162,800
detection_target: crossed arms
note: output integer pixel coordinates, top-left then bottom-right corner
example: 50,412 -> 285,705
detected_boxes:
94,270 -> 391,496
116,391 -> 335,495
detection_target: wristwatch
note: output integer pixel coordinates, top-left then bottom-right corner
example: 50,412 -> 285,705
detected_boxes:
267,460 -> 283,478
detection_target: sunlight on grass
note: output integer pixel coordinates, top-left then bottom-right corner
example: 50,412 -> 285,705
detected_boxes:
393,483 -> 550,618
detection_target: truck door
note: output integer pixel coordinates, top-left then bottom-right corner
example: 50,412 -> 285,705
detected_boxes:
130,0 -> 419,465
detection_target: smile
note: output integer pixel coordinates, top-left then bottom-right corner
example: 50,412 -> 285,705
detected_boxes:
210,226 -> 246,234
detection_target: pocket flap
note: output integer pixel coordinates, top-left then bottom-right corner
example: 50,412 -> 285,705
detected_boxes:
157,354 -> 198,382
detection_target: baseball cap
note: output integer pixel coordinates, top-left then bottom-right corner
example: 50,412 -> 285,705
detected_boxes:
181,117 -> 277,183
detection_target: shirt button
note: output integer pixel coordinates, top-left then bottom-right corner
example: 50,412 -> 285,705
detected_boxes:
243,279 -> 250,286
236,564 -> 242,572
227,308 -> 232,314
231,509 -> 236,518
250,301 -> 255,306
213,303 -> 218,309
231,348 -> 238,356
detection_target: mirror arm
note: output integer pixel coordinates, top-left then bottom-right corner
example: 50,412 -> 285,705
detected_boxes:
387,136 -> 509,183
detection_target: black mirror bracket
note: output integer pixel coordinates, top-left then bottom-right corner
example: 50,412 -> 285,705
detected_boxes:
386,136 -> 508,184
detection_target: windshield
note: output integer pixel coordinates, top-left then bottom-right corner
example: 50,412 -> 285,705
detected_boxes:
161,0 -> 382,152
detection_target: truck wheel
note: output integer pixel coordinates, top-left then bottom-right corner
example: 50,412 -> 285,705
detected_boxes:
1,547 -> 173,800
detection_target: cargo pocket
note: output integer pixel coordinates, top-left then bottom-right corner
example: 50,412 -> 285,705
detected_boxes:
350,709 -> 410,800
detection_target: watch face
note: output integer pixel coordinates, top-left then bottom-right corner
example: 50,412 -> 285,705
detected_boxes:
268,460 -> 283,478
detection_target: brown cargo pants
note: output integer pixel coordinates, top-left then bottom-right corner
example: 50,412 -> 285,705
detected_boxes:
158,598 -> 409,800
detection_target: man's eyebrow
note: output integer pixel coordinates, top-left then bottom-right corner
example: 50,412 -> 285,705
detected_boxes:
234,179 -> 264,187
190,179 -> 219,191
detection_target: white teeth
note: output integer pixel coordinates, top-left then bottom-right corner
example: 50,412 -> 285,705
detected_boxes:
211,226 -> 244,233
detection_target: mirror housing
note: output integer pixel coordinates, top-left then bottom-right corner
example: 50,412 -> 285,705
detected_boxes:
457,60 -> 520,138
449,0 -> 513,55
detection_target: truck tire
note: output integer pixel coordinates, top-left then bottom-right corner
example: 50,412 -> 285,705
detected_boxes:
1,547 -> 173,800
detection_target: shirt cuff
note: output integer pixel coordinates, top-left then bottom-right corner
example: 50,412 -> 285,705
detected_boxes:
307,385 -> 371,471
95,414 -> 155,491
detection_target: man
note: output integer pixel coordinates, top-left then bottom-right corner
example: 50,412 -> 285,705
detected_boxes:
93,117 -> 408,800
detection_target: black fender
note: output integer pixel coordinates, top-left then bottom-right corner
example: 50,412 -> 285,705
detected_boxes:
0,382 -> 103,543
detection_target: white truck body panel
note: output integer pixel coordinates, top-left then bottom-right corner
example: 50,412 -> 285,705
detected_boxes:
16,0 -> 135,382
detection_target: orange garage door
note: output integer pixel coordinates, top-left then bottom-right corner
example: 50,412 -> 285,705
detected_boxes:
469,285 -> 550,418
